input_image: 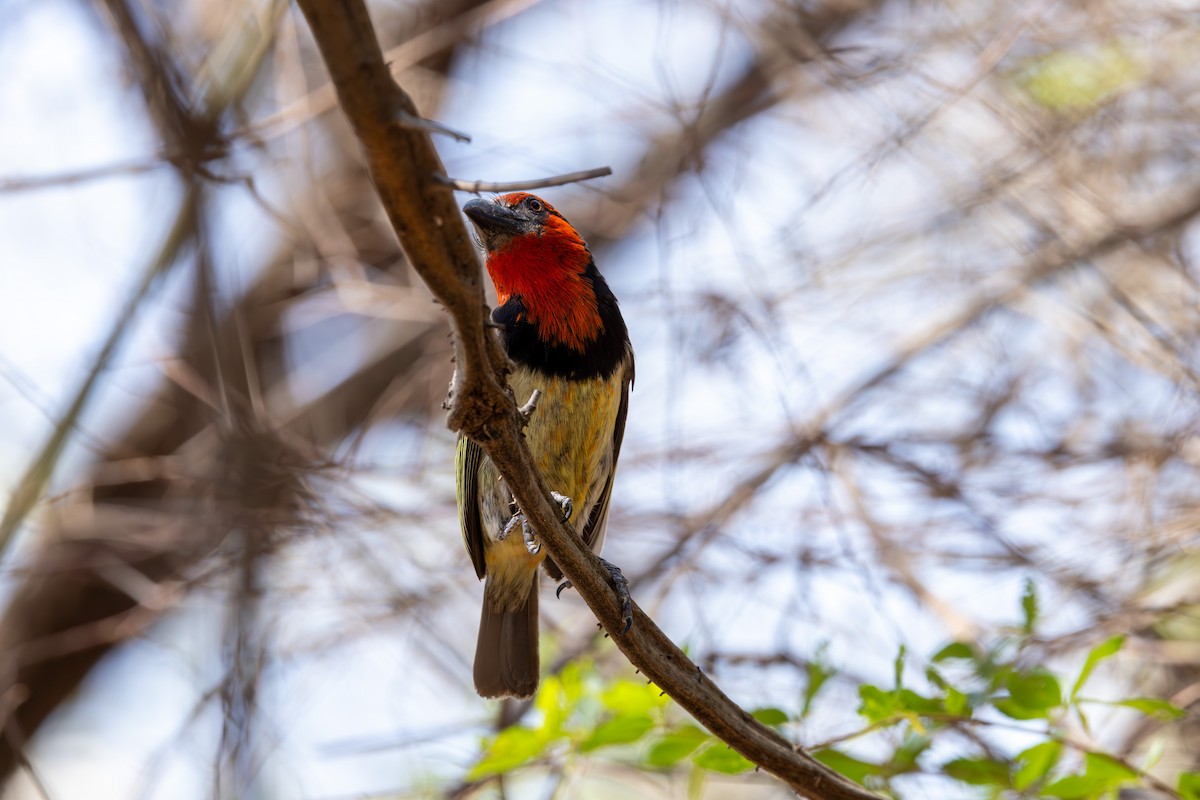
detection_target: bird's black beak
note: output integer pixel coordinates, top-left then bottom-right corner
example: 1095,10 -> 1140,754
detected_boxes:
464,199 -> 527,239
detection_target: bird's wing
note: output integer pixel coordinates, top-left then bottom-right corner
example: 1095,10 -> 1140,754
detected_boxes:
456,436 -> 488,580
580,350 -> 635,556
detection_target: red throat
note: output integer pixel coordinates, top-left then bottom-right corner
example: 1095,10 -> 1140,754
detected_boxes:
486,212 -> 603,352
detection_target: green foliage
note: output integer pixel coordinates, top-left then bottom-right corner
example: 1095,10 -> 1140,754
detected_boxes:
1013,741 -> 1062,791
942,757 -> 1010,787
814,748 -> 886,785
1017,43 -> 1142,113
692,743 -> 754,774
1180,771 -> 1200,800
1106,697 -> 1187,721
644,725 -> 708,767
468,595 -> 1195,798
1021,579 -> 1040,634
802,643 -> 836,718
1041,753 -> 1138,798
1070,636 -> 1125,701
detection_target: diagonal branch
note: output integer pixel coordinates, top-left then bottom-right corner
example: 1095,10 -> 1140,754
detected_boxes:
293,1 -> 878,797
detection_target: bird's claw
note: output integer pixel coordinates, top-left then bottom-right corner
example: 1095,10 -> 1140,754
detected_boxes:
551,491 -> 573,523
522,520 -> 540,555
556,560 -> 632,634
500,512 -> 540,555
600,557 -> 633,634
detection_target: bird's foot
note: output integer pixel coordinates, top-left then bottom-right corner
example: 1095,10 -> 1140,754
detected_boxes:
556,560 -> 633,635
550,491 -> 573,523
499,512 -> 540,555
600,557 -> 634,634
521,519 -> 541,555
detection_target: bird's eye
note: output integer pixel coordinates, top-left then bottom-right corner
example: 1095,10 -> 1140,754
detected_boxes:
526,198 -> 544,212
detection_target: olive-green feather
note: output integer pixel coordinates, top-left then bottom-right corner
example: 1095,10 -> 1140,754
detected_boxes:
456,436 -> 487,579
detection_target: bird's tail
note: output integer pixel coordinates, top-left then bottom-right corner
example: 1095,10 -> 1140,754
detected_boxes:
474,573 -> 540,699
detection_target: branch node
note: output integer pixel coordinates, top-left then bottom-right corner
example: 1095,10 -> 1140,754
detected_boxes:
518,389 -> 542,427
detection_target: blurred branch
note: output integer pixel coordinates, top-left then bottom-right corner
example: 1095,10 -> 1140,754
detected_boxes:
585,0 -> 884,246
0,159 -> 164,193
434,166 -> 613,193
294,0 -> 877,797
0,188 -> 199,554
0,0 -> 279,781
244,0 -> 542,141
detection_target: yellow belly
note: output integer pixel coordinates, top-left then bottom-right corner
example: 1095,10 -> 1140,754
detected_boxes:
478,365 -> 624,604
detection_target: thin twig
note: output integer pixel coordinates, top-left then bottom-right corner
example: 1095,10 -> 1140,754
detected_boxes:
394,109 -> 472,142
0,159 -> 164,192
434,167 -> 613,194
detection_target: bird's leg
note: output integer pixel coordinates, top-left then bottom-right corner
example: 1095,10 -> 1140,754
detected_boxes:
499,511 -> 539,555
601,558 -> 634,634
550,491 -> 573,523
556,557 -> 634,635
500,489 -> 571,557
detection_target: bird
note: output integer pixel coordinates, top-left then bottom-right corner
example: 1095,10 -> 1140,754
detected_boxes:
458,192 -> 634,699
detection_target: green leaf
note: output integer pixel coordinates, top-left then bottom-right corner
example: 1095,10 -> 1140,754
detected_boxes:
888,735 -> 931,774
1111,697 -> 1187,720
1082,752 -> 1138,782
1075,703 -> 1092,736
857,685 -> 900,724
894,645 -> 907,688
1007,669 -> 1062,710
1070,635 -> 1125,699
470,727 -> 547,779
645,725 -> 710,768
1041,774 -> 1100,798
693,743 -> 754,775
750,707 -> 789,726
942,757 -> 1011,787
579,714 -> 655,752
1179,771 -> 1200,800
932,642 -> 976,662
994,698 -> 1051,721
896,688 -> 944,715
535,675 -> 567,738
601,679 -> 667,716
1143,736 -> 1166,771
943,686 -> 971,717
813,749 -> 884,785
1043,753 -> 1139,798
1013,741 -> 1061,790
802,645 -> 836,718
1021,579 -> 1039,634
1019,44 -> 1141,113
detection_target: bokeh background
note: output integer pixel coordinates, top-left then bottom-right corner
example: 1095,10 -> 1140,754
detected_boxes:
1,0 -> 1198,797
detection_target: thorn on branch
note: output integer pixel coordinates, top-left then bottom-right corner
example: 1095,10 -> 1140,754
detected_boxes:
392,109 -> 471,143
432,167 -> 613,194
518,389 -> 542,427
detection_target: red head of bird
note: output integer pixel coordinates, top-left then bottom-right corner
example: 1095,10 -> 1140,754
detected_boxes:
463,193 -> 602,353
